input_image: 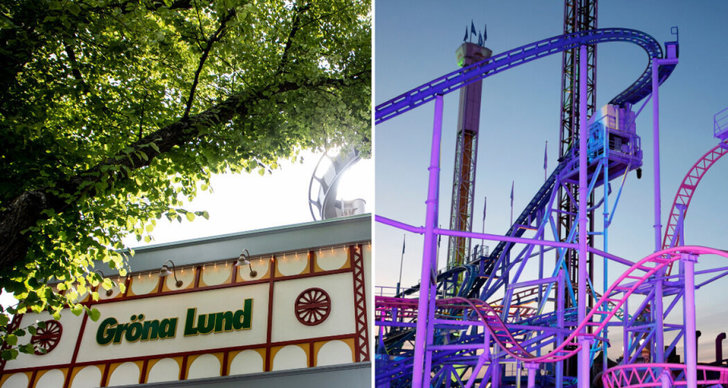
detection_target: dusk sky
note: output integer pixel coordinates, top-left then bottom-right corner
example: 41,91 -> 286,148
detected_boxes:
374,1 -> 728,361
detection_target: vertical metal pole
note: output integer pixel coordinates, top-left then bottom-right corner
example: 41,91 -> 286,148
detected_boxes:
526,363 -> 538,388
577,44 -> 590,388
683,253 -> 698,388
651,61 -> 662,254
412,94 -> 444,387
660,369 -> 672,388
652,61 -> 666,364
623,300 -> 630,363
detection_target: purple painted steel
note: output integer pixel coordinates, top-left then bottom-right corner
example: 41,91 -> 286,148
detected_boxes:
526,362 -> 538,388
601,363 -> 728,388
411,94 -> 444,387
577,44 -> 590,388
651,60 -> 665,364
376,28 -> 671,124
374,215 -> 424,234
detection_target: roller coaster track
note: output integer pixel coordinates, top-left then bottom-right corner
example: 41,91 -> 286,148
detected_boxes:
377,246 -> 728,364
375,28 -> 675,124
381,27 -> 677,301
662,140 -> 728,251
375,26 -> 681,386
601,363 -> 728,388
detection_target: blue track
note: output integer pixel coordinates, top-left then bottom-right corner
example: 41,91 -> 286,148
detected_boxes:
375,28 -> 676,124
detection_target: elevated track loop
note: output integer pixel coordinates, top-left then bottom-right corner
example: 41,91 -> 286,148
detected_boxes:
375,28 -> 676,124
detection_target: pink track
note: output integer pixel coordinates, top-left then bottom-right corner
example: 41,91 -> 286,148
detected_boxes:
602,363 -> 728,388
376,245 -> 728,364
662,142 -> 728,255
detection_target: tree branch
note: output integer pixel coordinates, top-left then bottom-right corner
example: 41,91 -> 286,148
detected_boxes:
63,40 -> 90,95
0,71 -> 367,271
277,3 -> 311,74
183,8 -> 236,119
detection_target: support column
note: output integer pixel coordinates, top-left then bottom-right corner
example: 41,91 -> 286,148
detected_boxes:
652,60 -> 666,364
682,253 -> 698,388
412,94 -> 444,387
526,362 -> 539,388
577,44 -> 590,388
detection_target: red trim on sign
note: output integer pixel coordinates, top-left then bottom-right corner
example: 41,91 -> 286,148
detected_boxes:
65,311 -> 89,388
221,351 -> 229,376
350,244 -> 370,362
62,366 -> 72,388
100,361 -> 110,387
308,250 -> 315,274
230,264 -> 238,285
139,359 -> 149,384
308,342 -> 315,367
123,276 -> 131,298
194,265 -> 202,288
264,255 -> 276,372
29,369 -> 38,387
179,355 -> 188,380
156,275 -> 164,294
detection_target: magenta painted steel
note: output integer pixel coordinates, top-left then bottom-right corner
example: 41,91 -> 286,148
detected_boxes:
377,246 -> 728,365
683,254 -> 698,387
662,142 -> 728,252
601,363 -> 728,388
411,94 -> 444,387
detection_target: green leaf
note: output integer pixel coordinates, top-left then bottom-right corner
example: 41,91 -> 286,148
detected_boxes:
71,304 -> 83,316
5,334 -> 17,346
185,212 -> 195,222
1,349 -> 18,360
88,308 -> 101,322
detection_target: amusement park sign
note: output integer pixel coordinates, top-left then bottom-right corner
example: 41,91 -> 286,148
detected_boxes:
95,298 -> 253,345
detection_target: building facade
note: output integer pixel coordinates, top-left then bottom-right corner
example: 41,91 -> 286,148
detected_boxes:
0,214 -> 371,387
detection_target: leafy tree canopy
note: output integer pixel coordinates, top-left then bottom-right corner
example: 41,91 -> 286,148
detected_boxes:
0,0 -> 370,358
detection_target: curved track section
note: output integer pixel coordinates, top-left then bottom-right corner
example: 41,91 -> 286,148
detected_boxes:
662,140 -> 728,250
602,363 -> 728,388
376,28 -> 675,124
378,246 -> 728,364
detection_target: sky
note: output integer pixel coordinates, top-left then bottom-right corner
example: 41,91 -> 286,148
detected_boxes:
124,149 -> 373,247
0,151 -> 372,310
374,0 -> 728,362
